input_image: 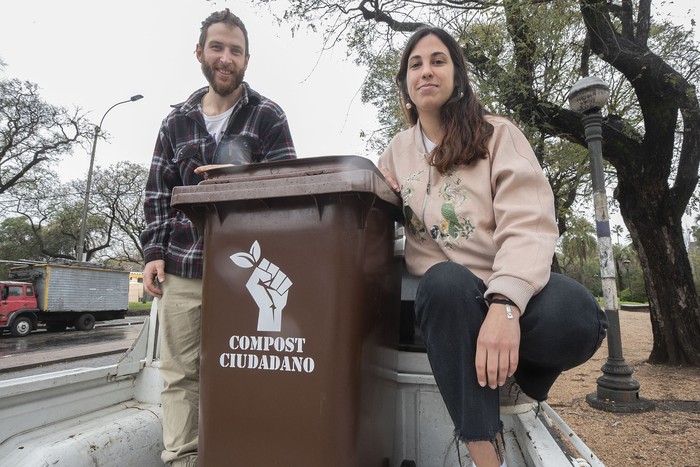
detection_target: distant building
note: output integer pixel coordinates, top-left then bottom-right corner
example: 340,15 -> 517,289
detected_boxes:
129,272 -> 145,303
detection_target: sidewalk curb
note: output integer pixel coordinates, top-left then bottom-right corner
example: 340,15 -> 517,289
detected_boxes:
0,348 -> 129,374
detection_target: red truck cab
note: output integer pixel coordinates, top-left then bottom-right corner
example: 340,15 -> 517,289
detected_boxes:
0,281 -> 39,337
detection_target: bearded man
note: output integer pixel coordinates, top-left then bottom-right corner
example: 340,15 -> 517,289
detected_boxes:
140,9 -> 296,467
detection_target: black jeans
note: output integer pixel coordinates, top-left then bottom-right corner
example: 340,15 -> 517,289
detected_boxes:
415,262 -> 608,442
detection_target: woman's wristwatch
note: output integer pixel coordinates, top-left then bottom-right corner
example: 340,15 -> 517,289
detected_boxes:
487,297 -> 518,319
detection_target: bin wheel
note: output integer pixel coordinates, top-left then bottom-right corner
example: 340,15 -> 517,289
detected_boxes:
75,313 -> 96,331
400,461 -> 417,467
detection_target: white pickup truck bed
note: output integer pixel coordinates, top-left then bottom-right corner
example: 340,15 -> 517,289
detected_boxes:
0,302 -> 603,467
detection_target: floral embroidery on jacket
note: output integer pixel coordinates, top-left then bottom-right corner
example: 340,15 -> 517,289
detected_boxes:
401,171 -> 474,248
401,170 -> 428,242
434,174 -> 475,248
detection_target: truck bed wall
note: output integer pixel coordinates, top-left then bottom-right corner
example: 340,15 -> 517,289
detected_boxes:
13,265 -> 129,312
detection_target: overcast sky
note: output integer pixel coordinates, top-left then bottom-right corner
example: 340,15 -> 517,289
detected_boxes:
0,0 -> 697,185
0,0 -> 381,180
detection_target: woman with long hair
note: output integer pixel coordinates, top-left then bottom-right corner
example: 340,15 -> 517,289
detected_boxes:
379,27 -> 608,467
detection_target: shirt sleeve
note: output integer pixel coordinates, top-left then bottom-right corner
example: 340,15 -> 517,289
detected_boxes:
484,120 -> 559,312
140,120 -> 179,263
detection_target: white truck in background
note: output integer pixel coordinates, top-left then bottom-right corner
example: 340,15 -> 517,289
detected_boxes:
0,261 -> 129,337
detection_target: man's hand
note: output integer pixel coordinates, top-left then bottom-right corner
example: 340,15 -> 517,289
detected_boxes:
475,302 -> 521,389
144,260 -> 165,298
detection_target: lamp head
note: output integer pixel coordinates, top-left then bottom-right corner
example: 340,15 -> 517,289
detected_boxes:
567,77 -> 609,113
130,94 -> 144,102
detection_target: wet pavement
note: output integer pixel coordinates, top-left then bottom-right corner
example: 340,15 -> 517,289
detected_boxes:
0,318 -> 144,374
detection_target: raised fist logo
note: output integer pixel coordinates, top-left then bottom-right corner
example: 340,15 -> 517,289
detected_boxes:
230,241 -> 292,332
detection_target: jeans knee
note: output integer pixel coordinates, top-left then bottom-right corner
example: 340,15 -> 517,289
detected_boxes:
419,262 -> 480,298
521,273 -> 609,371
415,262 -> 484,328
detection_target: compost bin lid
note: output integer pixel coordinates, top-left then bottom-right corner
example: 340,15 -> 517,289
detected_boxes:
171,155 -> 401,208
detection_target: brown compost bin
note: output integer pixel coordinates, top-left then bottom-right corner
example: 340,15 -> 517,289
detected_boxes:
171,155 -> 403,467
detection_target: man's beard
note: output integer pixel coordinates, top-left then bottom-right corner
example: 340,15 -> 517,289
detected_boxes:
201,61 -> 244,97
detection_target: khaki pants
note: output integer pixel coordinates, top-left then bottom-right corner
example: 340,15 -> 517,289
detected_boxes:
158,275 -> 202,466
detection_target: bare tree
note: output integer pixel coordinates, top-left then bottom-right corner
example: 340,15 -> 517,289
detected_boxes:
89,161 -> 148,264
1,171 -> 82,259
0,77 -> 89,194
0,161 -> 148,265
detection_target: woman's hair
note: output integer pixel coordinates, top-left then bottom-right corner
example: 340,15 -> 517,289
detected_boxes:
396,27 -> 493,173
199,8 -> 249,56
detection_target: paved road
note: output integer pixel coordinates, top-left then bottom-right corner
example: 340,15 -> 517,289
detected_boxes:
0,318 -> 144,379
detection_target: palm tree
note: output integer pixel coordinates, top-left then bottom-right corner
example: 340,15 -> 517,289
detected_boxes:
612,225 -> 624,246
560,217 -> 598,284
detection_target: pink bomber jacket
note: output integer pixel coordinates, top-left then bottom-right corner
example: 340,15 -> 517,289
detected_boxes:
378,115 -> 559,313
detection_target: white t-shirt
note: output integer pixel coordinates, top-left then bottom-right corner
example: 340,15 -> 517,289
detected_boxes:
422,131 -> 436,152
202,105 -> 234,144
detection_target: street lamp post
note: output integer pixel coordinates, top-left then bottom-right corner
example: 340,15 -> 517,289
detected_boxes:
623,259 -> 632,293
76,95 -> 143,262
567,77 -> 653,412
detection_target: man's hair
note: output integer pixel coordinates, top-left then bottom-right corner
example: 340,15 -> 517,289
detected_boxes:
198,8 -> 249,56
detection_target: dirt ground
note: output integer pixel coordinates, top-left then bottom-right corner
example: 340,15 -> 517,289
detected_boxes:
547,310 -> 700,467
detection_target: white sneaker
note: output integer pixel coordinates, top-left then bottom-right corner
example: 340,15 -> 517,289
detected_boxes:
499,377 -> 536,415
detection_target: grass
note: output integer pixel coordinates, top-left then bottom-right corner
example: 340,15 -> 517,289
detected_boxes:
128,301 -> 153,312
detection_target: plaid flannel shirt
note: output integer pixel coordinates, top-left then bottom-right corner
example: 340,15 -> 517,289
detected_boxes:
140,83 -> 297,279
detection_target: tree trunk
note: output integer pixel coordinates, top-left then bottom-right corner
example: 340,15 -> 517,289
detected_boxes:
620,190 -> 700,365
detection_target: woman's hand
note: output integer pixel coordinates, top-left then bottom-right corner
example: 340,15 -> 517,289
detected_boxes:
379,166 -> 400,193
475,303 -> 521,389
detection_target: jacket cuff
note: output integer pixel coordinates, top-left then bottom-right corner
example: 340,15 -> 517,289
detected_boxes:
143,248 -> 166,265
484,276 -> 537,315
